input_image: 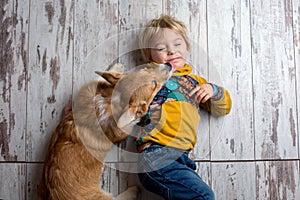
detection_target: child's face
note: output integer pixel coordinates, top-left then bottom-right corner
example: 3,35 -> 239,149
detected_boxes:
149,28 -> 188,71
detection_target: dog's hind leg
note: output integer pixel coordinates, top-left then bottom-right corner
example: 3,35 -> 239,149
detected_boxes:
113,186 -> 139,200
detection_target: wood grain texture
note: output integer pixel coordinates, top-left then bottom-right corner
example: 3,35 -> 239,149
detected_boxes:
250,0 -> 298,160
207,0 -> 254,161
26,163 -> 43,200
117,1 -> 165,199
167,0 -> 212,161
256,161 -> 300,199
0,0 -> 29,162
0,0 -> 300,199
27,0 -> 74,162
293,0 -> 300,158
0,163 -> 26,199
73,0 -> 119,91
118,0 -> 165,69
212,162 -> 256,200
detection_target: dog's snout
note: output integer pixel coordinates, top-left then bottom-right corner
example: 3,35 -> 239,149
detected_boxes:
165,63 -> 172,71
158,62 -> 172,72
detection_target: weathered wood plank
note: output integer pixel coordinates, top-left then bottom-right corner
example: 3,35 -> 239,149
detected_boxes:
167,0 -> 211,161
73,0 -> 122,193
26,163 -> 43,200
196,161 -> 213,191
293,0 -> 300,158
27,0 -> 74,162
0,0 -> 29,162
117,2 -> 165,199
117,0 -> 165,162
73,0 -> 119,91
250,0 -> 298,159
167,0 -> 208,68
256,161 -> 300,200
211,162 -> 256,200
1,1 -> 300,200
0,163 -> 26,199
74,0 -> 120,163
118,0 -> 164,69
207,0 -> 254,161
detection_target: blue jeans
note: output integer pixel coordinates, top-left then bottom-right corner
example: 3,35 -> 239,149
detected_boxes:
137,144 -> 215,200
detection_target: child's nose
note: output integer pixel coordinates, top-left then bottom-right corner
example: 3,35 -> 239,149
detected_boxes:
167,49 -> 176,55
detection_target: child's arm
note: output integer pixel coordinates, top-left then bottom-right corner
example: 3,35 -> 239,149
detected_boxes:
190,75 -> 232,116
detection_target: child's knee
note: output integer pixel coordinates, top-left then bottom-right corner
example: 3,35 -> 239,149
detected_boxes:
197,188 -> 215,200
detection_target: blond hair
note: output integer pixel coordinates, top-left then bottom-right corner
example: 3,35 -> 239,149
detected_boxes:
139,14 -> 190,62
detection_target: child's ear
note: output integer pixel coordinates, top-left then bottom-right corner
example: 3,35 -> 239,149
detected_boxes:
95,71 -> 124,85
117,101 -> 148,129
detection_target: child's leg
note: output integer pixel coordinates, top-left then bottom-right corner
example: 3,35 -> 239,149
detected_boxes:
138,146 -> 214,200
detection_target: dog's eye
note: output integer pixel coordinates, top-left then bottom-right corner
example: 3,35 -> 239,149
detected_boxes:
152,80 -> 157,89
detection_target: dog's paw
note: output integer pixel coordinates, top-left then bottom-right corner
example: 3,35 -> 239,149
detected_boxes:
114,186 -> 139,200
109,63 -> 125,74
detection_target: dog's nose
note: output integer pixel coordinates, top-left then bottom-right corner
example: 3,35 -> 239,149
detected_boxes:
164,62 -> 172,71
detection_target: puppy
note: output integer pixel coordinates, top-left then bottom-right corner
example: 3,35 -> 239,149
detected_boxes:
38,63 -> 172,200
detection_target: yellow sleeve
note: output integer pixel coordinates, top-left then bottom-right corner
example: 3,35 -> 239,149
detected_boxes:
191,74 -> 232,116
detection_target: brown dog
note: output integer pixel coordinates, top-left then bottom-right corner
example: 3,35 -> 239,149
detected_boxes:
37,63 -> 172,200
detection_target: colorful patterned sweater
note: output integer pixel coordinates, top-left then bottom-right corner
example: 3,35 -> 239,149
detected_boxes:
135,63 -> 232,151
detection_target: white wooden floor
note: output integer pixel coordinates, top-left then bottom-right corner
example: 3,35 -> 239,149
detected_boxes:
1,0 -> 300,199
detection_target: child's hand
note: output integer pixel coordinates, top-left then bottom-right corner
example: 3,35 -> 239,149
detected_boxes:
189,84 -> 213,103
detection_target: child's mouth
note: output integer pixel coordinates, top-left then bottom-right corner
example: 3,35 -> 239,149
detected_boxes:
167,58 -> 180,71
168,57 -> 180,63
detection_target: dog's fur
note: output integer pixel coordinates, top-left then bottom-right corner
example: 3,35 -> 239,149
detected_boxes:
37,63 -> 172,200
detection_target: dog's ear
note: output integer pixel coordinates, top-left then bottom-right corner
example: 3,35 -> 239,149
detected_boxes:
95,71 -> 124,85
117,101 -> 148,129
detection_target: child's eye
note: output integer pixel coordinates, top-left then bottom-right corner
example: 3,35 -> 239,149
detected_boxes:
175,43 -> 181,46
157,47 -> 166,51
